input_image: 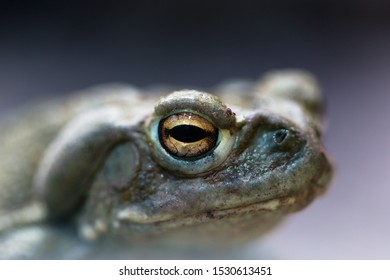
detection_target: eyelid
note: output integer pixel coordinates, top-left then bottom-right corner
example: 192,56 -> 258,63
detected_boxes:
154,90 -> 236,129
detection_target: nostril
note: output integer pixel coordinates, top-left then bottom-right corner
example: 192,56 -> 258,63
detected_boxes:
273,129 -> 288,144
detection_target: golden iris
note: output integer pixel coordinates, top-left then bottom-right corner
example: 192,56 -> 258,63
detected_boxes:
158,113 -> 218,159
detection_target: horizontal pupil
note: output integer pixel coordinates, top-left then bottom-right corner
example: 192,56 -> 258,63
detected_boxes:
169,125 -> 208,143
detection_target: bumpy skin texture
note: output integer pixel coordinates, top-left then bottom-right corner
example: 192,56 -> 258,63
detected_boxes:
0,70 -> 333,259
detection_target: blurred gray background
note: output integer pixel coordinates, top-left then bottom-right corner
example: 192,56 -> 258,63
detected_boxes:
0,0 -> 389,259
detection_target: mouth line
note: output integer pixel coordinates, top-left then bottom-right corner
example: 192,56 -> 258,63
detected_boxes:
117,196 -> 297,228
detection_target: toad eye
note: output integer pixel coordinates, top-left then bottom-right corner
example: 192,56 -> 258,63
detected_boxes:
147,90 -> 237,175
158,113 -> 218,159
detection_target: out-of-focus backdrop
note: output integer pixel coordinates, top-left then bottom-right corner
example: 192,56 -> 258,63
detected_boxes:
1,0 -> 389,259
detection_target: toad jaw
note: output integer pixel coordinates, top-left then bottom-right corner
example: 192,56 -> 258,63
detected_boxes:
115,196 -> 297,227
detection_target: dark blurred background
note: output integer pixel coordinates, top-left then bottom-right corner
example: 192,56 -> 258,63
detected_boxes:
1,0 -> 389,259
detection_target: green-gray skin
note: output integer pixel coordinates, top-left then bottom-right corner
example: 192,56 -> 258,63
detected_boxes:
0,70 -> 333,259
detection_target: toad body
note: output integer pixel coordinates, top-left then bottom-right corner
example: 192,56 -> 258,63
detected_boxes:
0,70 -> 333,259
